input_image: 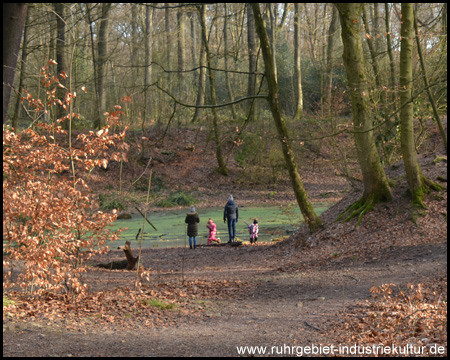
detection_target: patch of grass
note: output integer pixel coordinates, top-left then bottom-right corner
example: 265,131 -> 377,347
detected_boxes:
143,298 -> 177,310
272,235 -> 290,242
3,296 -> 14,307
156,191 -> 197,208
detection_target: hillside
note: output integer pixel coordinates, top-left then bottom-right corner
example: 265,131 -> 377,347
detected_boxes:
3,124 -> 447,356
86,124 -> 355,211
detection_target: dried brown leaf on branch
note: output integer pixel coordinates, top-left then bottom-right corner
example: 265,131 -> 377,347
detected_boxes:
3,64 -> 130,296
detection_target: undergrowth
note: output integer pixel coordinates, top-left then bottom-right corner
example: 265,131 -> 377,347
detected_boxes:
156,191 -> 197,208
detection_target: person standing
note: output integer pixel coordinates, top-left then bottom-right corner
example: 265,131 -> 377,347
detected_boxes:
185,206 -> 200,249
224,195 -> 239,243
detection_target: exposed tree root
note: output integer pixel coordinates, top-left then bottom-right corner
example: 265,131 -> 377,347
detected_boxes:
338,177 -> 445,227
412,177 -> 444,209
337,194 -> 379,226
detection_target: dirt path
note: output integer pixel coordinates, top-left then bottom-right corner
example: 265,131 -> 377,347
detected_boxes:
3,241 -> 446,357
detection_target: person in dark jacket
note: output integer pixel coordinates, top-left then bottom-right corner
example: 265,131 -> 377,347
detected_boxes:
185,206 -> 200,249
224,195 -> 238,243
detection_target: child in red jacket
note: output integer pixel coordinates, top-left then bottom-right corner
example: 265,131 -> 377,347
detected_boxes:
207,218 -> 221,245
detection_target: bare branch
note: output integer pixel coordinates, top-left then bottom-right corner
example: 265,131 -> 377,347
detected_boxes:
156,83 -> 267,109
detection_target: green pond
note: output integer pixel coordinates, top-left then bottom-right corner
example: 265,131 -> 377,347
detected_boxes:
109,203 -> 331,248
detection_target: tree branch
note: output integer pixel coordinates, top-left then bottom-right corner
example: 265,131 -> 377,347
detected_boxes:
115,60 -> 265,76
156,83 -> 267,109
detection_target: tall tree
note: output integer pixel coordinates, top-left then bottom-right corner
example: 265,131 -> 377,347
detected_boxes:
267,4 -> 278,80
293,3 -> 303,119
384,4 -> 396,96
165,4 -> 172,92
144,5 -> 153,126
223,3 -> 236,120
335,3 -> 392,224
324,5 -> 339,118
99,4 -> 112,120
54,3 -> 67,126
413,5 -> 447,154
246,4 -> 257,122
362,5 -> 383,97
192,10 -> 206,123
177,6 -> 186,102
399,3 -> 443,208
383,3 -> 400,164
12,7 -> 30,130
251,3 -> 322,233
3,3 -> 28,123
198,5 -> 228,176
94,3 -> 112,129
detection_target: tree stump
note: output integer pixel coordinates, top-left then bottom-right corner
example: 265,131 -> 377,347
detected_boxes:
96,240 -> 140,270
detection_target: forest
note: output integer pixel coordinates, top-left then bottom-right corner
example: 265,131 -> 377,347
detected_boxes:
3,3 -> 447,357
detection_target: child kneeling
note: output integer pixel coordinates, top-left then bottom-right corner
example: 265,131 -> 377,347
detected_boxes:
207,218 -> 221,245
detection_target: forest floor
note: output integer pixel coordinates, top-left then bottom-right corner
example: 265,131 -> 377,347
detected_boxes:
3,128 -> 447,357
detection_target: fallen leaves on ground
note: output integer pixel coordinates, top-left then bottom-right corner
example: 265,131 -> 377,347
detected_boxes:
3,279 -> 251,330
330,276 -> 447,357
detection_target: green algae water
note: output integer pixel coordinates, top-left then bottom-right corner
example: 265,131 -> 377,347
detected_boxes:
109,203 -> 331,248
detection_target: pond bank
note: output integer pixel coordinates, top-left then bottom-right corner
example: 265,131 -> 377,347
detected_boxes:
111,203 -> 333,248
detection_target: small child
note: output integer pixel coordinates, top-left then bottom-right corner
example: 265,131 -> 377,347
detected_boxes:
207,218 -> 221,245
248,218 -> 259,244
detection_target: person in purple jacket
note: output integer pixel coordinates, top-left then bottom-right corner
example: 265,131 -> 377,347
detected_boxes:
224,195 -> 239,243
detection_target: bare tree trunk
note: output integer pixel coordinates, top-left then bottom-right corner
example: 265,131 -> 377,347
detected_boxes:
413,6 -> 447,154
191,11 -> 206,123
191,9 -> 205,123
362,5 -> 383,97
324,6 -> 339,118
130,4 -> 139,102
247,4 -> 257,122
3,3 -> 28,123
94,3 -> 112,129
198,5 -> 228,176
223,3 -> 236,120
400,3 -> 443,208
54,3 -> 67,127
188,11 -> 197,105
142,5 -> 154,162
177,7 -> 186,103
144,5 -> 153,119
385,4 -> 396,94
251,3 -> 322,233
131,4 -> 139,70
293,3 -> 303,120
335,3 -> 392,224
86,4 -> 100,129
362,4 -> 392,164
165,4 -> 172,92
12,7 -> 30,129
268,4 -> 278,80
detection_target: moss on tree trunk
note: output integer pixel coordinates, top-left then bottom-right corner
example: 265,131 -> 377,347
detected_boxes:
251,4 -> 322,232
336,4 -> 392,224
399,4 -> 443,209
